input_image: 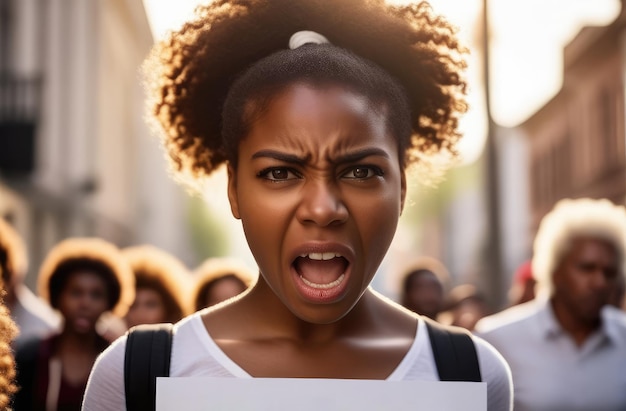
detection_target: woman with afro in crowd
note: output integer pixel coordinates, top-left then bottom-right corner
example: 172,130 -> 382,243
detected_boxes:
14,238 -> 134,410
192,257 -> 256,311
84,0 -> 513,409
122,245 -> 192,328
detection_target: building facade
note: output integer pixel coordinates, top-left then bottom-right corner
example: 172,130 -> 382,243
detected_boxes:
522,3 -> 626,230
0,0 -> 194,287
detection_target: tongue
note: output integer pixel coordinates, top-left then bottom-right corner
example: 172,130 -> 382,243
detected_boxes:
295,257 -> 346,285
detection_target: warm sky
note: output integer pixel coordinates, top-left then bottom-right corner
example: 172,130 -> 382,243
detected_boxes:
143,0 -> 621,164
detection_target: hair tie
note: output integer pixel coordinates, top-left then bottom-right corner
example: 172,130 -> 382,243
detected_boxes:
288,30 -> 330,49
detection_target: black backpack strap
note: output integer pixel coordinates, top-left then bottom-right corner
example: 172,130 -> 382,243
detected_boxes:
424,318 -> 482,382
124,323 -> 174,411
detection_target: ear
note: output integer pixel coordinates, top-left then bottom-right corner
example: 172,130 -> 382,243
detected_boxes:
399,170 -> 407,215
227,164 -> 241,220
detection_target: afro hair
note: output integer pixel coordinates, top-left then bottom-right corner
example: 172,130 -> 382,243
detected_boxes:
192,257 -> 257,311
122,244 -> 193,321
532,198 -> 626,297
37,238 -> 135,317
142,0 -> 468,190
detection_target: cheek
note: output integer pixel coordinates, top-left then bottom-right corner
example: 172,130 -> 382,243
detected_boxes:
238,188 -> 295,267
351,191 -> 401,252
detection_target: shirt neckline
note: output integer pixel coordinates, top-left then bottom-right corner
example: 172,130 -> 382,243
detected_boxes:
189,312 -> 424,380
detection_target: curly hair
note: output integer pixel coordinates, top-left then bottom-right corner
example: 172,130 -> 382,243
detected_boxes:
37,238 -> 135,317
0,218 -> 28,286
122,245 -> 192,322
142,0 -> 467,188
532,198 -> 626,297
0,283 -> 17,410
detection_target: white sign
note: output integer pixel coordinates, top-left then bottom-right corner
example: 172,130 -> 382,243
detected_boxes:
156,377 -> 486,410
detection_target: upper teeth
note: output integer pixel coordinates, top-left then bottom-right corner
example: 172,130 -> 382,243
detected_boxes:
300,252 -> 342,260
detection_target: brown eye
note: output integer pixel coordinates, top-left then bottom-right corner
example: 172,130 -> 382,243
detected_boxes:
353,167 -> 370,179
342,165 -> 383,180
271,169 -> 289,180
257,167 -> 300,181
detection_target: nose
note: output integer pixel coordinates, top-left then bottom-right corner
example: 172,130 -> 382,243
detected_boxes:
296,180 -> 348,227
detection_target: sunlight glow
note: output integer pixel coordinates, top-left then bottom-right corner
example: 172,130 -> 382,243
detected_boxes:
142,0 -> 622,162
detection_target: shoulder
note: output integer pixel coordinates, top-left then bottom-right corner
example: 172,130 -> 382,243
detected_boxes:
473,335 -> 513,411
474,300 -> 541,336
83,334 -> 127,410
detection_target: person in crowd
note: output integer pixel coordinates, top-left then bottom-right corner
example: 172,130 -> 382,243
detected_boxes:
0,218 -> 60,348
123,245 -> 192,328
192,257 -> 255,311
475,198 -> 626,411
506,260 -> 536,307
437,283 -> 489,331
84,1 -> 513,409
0,275 -> 18,409
399,256 -> 451,320
14,238 -> 134,411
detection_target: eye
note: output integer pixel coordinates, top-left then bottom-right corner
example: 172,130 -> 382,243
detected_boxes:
257,167 -> 301,181
342,166 -> 383,180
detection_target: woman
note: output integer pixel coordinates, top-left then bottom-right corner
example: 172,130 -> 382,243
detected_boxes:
123,245 -> 192,328
399,256 -> 451,320
14,238 -> 134,411
84,0 -> 513,409
192,257 -> 256,311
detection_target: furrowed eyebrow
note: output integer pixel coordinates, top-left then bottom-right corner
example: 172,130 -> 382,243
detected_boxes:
329,148 -> 391,164
250,147 -> 390,165
251,150 -> 309,165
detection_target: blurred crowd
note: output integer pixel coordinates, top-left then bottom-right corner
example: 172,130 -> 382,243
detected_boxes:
0,217 -> 256,410
400,198 -> 626,410
0,196 -> 625,410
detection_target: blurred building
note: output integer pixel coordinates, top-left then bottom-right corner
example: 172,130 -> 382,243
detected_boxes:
385,2 -> 626,310
0,0 -> 194,288
521,1 -> 626,230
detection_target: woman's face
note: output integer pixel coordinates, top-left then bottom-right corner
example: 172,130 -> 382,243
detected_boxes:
203,276 -> 248,308
57,270 -> 110,334
125,287 -> 167,328
228,83 -> 406,323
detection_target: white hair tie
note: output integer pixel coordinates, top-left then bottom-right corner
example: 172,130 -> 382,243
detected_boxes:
288,30 -> 330,49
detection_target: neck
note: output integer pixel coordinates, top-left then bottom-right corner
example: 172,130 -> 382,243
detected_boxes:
550,298 -> 600,347
235,280 -> 384,344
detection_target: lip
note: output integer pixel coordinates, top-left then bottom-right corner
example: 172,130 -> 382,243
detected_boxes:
290,242 -> 354,304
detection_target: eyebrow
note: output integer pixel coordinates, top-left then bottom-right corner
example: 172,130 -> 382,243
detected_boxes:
251,150 -> 309,165
329,148 -> 391,164
251,147 -> 390,165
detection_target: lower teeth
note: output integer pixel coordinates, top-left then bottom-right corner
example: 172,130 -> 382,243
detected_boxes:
300,274 -> 345,289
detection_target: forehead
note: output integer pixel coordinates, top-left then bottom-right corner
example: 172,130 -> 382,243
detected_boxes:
252,82 -> 387,122
243,83 -> 396,154
565,237 -> 618,260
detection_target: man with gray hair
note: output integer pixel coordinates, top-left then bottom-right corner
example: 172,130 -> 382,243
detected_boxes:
475,198 -> 626,411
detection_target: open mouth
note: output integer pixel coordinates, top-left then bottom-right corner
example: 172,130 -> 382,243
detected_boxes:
292,252 -> 349,302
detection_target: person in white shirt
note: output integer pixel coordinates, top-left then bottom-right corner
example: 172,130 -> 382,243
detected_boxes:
83,1 -> 513,409
476,198 -> 626,411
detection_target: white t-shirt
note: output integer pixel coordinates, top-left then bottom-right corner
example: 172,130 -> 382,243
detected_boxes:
82,313 -> 512,410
